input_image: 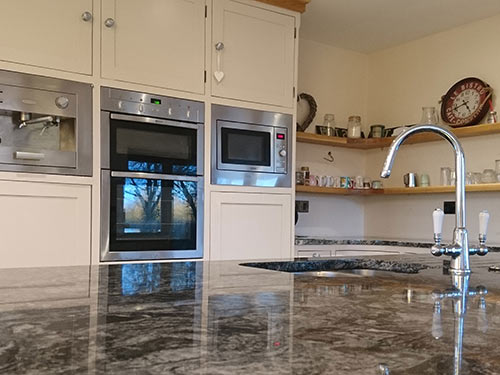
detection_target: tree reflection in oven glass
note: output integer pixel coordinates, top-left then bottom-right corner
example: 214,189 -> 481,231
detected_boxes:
118,162 -> 197,240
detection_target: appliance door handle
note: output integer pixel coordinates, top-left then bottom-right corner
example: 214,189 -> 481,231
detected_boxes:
111,171 -> 202,182
14,151 -> 45,161
110,113 -> 199,130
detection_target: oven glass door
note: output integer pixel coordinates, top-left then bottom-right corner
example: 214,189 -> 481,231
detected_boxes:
108,171 -> 202,255
110,114 -> 200,176
217,121 -> 274,173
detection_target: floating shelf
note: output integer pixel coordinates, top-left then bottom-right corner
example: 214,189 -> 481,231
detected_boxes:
296,183 -> 500,196
296,122 -> 500,149
295,186 -> 385,195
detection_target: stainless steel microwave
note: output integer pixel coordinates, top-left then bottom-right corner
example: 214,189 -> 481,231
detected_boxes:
211,105 -> 292,188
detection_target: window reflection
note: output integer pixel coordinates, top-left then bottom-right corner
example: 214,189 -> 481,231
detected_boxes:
121,263 -> 161,296
116,161 -> 197,241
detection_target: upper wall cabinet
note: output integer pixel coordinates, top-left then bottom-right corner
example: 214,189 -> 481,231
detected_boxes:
212,0 -> 296,108
101,0 -> 206,94
0,0 -> 93,75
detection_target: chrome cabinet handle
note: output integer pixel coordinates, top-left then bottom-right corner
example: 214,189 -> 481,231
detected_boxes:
15,151 -> 45,161
104,18 -> 115,28
215,42 -> 224,51
81,11 -> 93,22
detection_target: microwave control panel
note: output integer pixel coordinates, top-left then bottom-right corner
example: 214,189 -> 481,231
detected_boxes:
275,128 -> 288,173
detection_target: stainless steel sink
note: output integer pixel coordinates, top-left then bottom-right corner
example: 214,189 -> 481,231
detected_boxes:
293,269 -> 378,278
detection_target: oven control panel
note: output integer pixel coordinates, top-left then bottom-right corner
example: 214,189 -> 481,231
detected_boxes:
275,128 -> 288,173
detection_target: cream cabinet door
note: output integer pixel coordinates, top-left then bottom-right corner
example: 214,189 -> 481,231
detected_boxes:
0,181 -> 91,268
212,0 -> 296,108
101,0 -> 206,94
0,0 -> 93,74
210,192 -> 292,260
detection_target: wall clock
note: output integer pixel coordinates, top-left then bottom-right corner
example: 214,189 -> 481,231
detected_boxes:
440,77 -> 493,127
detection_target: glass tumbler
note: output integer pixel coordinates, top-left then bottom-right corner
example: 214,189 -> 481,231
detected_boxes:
323,114 -> 336,136
440,167 -> 451,186
420,107 -> 439,124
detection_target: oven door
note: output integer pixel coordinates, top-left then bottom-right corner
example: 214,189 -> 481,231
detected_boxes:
101,112 -> 203,176
216,121 -> 274,173
101,170 -> 203,261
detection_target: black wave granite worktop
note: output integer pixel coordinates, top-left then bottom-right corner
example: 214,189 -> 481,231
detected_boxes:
295,236 -> 500,251
2,254 -> 500,374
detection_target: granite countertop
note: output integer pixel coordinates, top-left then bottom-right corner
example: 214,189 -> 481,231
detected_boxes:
295,236 -> 500,251
2,253 -> 500,374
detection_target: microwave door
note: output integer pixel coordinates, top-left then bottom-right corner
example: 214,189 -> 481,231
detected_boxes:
216,121 -> 275,173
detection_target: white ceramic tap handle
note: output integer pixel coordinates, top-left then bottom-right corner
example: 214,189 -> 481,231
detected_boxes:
479,210 -> 490,237
433,208 -> 444,236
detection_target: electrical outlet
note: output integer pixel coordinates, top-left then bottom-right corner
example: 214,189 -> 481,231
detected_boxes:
295,200 -> 309,213
444,201 -> 455,214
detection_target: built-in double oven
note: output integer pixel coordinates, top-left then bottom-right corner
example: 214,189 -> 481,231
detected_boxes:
101,88 -> 204,261
211,104 -> 292,188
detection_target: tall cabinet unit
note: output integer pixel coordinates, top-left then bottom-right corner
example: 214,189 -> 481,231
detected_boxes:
101,0 -> 206,93
211,0 -> 296,107
0,0 -> 93,74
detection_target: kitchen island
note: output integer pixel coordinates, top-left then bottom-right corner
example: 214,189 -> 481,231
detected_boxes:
1,254 -> 500,374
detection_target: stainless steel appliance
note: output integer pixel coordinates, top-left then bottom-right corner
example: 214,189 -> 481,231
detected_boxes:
0,69 -> 92,175
101,87 -> 204,261
211,105 -> 292,188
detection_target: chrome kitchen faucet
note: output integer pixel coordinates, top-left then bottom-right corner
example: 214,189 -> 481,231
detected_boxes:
380,123 -> 490,274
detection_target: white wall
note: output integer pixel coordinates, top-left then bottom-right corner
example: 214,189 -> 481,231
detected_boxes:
295,39 -> 368,238
297,38 -> 369,130
363,13 -> 500,244
297,14 -> 500,243
367,14 -> 500,126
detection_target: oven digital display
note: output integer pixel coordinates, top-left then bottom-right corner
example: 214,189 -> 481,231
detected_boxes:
151,98 -> 161,105
277,133 -> 285,140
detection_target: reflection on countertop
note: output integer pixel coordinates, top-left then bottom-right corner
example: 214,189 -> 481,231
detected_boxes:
2,255 -> 500,374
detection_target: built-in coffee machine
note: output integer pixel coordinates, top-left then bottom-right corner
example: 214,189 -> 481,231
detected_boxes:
0,69 -> 92,176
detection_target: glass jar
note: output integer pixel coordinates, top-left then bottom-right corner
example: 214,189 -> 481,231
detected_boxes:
481,169 -> 496,184
347,116 -> 362,139
323,114 -> 336,136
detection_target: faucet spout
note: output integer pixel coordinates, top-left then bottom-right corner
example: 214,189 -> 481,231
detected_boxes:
380,124 -> 465,228
380,123 -> 469,273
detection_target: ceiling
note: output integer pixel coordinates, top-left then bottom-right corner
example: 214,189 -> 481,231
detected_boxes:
300,0 -> 500,53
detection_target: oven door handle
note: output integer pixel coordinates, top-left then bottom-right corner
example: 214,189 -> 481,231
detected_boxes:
110,113 -> 200,129
110,171 -> 202,182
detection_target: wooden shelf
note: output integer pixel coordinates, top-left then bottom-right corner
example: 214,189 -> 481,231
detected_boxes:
296,122 -> 500,149
255,0 -> 311,13
296,185 -> 385,195
296,183 -> 500,196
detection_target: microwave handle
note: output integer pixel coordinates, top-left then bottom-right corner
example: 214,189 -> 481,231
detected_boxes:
111,171 -> 201,182
110,113 -> 200,130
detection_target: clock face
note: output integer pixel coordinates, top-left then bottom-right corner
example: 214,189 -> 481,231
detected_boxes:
441,77 -> 492,127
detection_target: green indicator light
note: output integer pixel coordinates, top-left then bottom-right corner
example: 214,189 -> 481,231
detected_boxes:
151,98 -> 161,105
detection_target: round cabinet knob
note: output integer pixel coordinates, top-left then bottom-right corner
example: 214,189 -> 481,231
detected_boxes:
215,42 -> 224,51
279,149 -> 287,157
81,11 -> 93,22
104,18 -> 115,28
55,96 -> 70,109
